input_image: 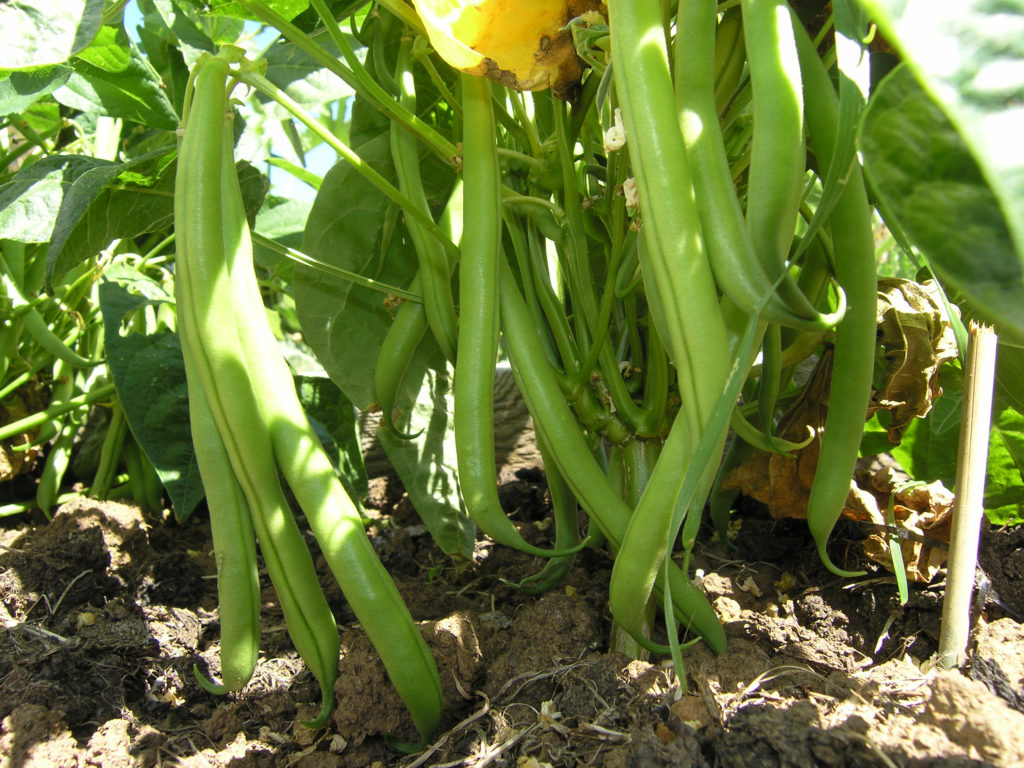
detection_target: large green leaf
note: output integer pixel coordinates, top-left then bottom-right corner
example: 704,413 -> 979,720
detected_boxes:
54,34 -> 179,130
857,0 -> 1024,340
0,154 -> 110,243
0,0 -> 104,69
0,67 -> 72,115
295,133 -> 416,410
46,156 -> 267,290
987,405 -> 1024,525
98,266 -> 204,522
859,64 -> 1024,340
379,365 -> 476,560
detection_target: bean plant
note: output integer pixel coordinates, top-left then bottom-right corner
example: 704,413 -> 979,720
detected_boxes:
1,0 -> 1023,749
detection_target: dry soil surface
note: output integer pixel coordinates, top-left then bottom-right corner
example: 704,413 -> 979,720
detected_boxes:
2,474 -> 1024,768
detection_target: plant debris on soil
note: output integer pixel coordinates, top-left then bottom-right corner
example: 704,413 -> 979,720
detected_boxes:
2,466 -> 1024,768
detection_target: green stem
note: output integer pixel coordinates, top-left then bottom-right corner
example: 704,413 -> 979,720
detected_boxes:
236,0 -> 457,162
0,382 -> 117,442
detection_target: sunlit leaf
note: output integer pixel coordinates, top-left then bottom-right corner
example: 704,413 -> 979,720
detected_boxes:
0,67 -> 72,115
0,0 -> 104,69
859,64 -> 1024,340
986,406 -> 1024,525
0,154 -> 110,244
858,0 -> 1024,340
54,39 -> 179,129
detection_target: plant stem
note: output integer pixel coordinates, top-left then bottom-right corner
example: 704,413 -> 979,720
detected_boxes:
238,68 -> 459,262
236,0 -> 456,162
0,383 -> 117,442
937,321 -> 998,669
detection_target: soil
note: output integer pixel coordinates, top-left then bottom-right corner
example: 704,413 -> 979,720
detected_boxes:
2,469 -> 1024,767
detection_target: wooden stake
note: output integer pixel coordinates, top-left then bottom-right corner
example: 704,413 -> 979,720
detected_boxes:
937,321 -> 998,669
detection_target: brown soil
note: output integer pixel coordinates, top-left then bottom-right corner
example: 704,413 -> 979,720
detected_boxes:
2,474 -> 1023,768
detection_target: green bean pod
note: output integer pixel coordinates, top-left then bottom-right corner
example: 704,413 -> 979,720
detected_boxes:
757,323 -> 783,430
794,19 -> 876,578
607,0 -> 729,432
217,91 -> 442,743
391,40 -> 457,363
182,340 -> 261,695
454,73 -> 583,559
374,276 -> 430,439
713,6 -> 747,118
90,402 -> 128,500
504,427 -> 580,594
176,54 -> 339,725
36,414 -> 77,518
741,0 -> 805,277
33,357 -> 75,445
0,262 -> 99,368
675,0 -> 844,332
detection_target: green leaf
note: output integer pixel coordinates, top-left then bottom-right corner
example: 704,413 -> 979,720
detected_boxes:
254,196 -> 311,272
859,64 -> 1024,340
262,37 -> 357,111
74,25 -> 132,72
0,154 -> 111,243
378,364 -> 476,560
206,0 -> 308,22
43,151 -> 176,288
864,361 -> 1024,526
136,0 -> 217,68
54,38 -> 179,130
996,343 -> 1024,416
133,15 -> 191,115
296,375 -> 368,501
98,266 -> 204,522
294,132 -> 416,410
0,67 -> 72,115
985,405 -> 1024,526
857,0 -> 1024,340
0,0 -> 104,69
47,155 -> 266,290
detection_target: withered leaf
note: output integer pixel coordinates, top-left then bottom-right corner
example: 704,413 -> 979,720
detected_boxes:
871,278 -> 959,443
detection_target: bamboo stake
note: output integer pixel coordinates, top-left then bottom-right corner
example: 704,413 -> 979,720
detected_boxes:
937,321 -> 998,670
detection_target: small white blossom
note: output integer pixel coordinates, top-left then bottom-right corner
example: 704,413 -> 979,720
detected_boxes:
622,176 -> 638,212
603,108 -> 626,152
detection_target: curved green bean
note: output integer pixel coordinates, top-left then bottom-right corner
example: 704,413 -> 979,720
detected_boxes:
675,0 -> 844,331
183,348 -> 261,696
217,88 -> 442,743
741,0 -> 805,278
391,40 -> 457,363
454,73 -> 584,560
176,54 -> 339,725
794,18 -> 875,578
